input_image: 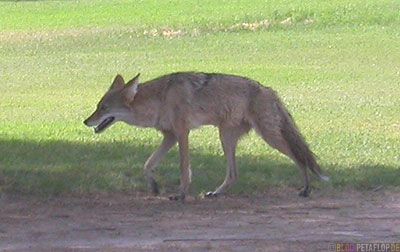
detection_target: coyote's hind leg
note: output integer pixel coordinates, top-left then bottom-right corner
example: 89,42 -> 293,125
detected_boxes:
252,119 -> 311,197
205,123 -> 250,198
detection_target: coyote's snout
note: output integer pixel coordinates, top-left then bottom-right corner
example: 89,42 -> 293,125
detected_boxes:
84,113 -> 115,134
84,72 -> 329,201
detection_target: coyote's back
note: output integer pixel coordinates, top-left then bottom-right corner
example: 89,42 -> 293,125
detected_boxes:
156,72 -> 264,129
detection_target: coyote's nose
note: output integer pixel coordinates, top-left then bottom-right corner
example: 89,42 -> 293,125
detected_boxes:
83,118 -> 89,126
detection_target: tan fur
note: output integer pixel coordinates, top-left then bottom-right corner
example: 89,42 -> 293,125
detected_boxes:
84,72 -> 329,201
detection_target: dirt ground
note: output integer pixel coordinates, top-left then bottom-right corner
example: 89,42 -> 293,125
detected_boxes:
1,188 -> 399,252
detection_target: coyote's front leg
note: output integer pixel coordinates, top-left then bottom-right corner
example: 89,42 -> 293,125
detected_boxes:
144,131 -> 177,195
169,129 -> 191,202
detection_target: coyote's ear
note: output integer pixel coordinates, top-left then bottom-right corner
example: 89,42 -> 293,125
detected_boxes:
110,74 -> 125,90
124,73 -> 140,102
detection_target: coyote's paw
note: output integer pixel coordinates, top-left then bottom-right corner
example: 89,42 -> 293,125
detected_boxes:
204,191 -> 219,198
168,194 -> 185,202
298,186 -> 310,197
150,180 -> 159,195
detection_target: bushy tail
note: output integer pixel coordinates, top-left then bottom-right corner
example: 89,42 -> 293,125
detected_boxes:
277,103 -> 329,182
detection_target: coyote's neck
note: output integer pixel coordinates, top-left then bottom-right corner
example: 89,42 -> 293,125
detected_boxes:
129,82 -> 163,128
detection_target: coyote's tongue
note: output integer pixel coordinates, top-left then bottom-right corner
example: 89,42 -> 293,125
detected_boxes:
95,117 -> 115,133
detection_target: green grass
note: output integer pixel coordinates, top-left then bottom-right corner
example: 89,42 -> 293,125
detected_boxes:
0,0 -> 399,196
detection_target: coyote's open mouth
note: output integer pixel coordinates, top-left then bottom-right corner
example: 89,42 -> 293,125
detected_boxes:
95,117 -> 115,134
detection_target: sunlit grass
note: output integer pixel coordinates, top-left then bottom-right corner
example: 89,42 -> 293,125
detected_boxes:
0,0 -> 399,196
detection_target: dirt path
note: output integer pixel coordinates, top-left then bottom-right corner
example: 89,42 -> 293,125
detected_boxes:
1,189 -> 399,252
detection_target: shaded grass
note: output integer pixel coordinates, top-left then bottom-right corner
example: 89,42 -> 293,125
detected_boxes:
1,138 -> 398,196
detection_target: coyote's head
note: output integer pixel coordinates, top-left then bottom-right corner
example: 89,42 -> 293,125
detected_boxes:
84,73 -> 140,133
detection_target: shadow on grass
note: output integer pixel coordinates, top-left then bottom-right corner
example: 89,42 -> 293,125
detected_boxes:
0,138 -> 399,196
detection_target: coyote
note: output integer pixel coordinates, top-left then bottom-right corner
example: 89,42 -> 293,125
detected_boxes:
84,72 -> 329,201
